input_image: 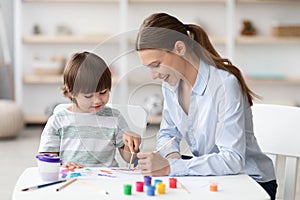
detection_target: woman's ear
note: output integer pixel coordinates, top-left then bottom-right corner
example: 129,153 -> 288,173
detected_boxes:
174,41 -> 186,56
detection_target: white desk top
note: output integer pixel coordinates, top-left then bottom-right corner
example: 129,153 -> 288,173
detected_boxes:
13,167 -> 270,200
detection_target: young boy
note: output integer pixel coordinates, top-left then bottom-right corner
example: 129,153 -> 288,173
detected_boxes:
38,51 -> 141,170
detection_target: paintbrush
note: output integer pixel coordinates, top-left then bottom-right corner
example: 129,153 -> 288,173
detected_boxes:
21,179 -> 66,191
131,137 -> 176,171
128,151 -> 134,170
56,178 -> 77,191
154,136 -> 176,153
81,181 -> 109,195
178,181 -> 190,193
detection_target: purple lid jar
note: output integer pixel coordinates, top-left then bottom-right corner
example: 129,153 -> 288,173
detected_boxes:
36,154 -> 61,163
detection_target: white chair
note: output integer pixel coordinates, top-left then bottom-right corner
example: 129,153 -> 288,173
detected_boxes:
252,104 -> 300,200
107,104 -> 148,167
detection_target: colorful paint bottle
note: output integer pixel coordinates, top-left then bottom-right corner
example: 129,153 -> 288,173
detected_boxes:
209,183 -> 218,192
136,181 -> 144,192
144,176 -> 152,186
154,179 -> 162,187
156,182 -> 166,194
169,178 -> 177,188
147,185 -> 155,196
123,184 -> 132,195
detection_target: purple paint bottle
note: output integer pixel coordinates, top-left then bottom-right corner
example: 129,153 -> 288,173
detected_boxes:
144,176 -> 152,186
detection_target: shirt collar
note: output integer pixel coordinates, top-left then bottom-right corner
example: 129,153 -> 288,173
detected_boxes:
192,60 -> 210,96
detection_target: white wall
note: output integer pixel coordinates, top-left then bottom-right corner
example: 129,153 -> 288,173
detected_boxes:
0,0 -> 14,99
13,1 -> 300,119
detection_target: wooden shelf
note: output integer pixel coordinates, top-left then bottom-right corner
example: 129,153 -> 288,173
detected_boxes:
25,35 -> 300,46
23,0 -> 118,3
23,74 -> 119,84
133,35 -> 300,46
24,0 -> 227,2
147,114 -> 162,125
129,36 -> 225,45
23,75 -> 63,84
22,35 -> 118,44
128,76 -> 162,85
25,114 -> 48,124
237,0 -> 300,3
246,77 -> 300,85
236,36 -> 300,44
130,0 -> 226,3
25,113 -> 162,125
210,36 -> 226,45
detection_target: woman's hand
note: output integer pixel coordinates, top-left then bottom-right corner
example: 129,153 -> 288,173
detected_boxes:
166,152 -> 181,159
137,151 -> 170,176
122,131 -> 141,153
62,162 -> 83,171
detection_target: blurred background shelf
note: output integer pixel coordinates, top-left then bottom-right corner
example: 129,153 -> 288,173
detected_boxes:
246,77 -> 300,85
130,0 -> 226,3
23,75 -> 63,84
237,0 -> 300,3
13,0 -> 300,125
24,114 -> 49,124
23,0 -> 119,3
236,36 -> 300,44
22,35 -> 118,44
24,113 -> 162,125
23,74 -> 120,84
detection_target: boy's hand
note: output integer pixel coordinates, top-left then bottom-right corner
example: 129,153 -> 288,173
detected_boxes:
62,162 -> 83,171
123,131 -> 141,153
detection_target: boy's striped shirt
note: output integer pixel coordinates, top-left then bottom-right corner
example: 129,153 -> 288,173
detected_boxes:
38,105 -> 128,167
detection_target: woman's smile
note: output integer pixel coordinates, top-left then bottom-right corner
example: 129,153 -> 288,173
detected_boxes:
159,74 -> 169,82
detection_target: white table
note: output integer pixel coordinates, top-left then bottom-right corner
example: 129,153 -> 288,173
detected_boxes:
13,167 -> 270,200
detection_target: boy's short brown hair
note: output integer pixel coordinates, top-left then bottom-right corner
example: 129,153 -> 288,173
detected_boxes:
61,51 -> 111,101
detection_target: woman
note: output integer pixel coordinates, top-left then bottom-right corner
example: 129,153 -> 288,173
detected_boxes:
135,13 -> 277,199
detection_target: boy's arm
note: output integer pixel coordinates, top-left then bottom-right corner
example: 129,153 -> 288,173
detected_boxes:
38,152 -> 83,170
119,131 -> 141,163
39,152 -> 59,155
118,145 -> 135,163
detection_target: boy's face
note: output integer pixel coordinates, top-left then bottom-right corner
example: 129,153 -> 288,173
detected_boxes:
73,88 -> 110,113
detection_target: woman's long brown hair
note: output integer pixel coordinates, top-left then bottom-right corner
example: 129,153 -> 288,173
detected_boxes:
136,13 -> 257,106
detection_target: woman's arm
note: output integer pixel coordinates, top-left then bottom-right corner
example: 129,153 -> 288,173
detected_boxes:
137,105 -> 181,176
169,78 -> 247,176
155,102 -> 183,157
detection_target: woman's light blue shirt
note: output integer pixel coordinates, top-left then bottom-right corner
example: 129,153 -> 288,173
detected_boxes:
158,60 -> 276,182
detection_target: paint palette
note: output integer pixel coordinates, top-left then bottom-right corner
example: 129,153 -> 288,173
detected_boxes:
60,167 -> 114,179
60,167 -> 140,179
